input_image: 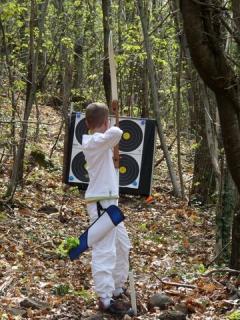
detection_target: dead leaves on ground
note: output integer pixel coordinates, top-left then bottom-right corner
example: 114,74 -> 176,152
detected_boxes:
0,106 -> 239,320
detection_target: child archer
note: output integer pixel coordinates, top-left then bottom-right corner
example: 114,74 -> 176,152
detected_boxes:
82,102 -> 132,316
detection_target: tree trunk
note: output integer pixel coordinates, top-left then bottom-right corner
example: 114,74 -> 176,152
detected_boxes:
232,0 -> 240,32
181,0 -> 240,269
6,0 -> 37,199
0,18 -> 17,159
37,0 -> 49,92
6,0 -> 48,200
141,59 -> 149,118
102,0 -> 111,107
190,82 -> 215,204
73,37 -> 84,89
216,160 -> 237,262
203,85 -> 220,184
231,201 -> 240,268
137,0 -> 181,197
176,45 -> 185,199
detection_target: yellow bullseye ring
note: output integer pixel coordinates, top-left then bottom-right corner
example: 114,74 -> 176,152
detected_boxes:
123,131 -> 131,140
119,166 -> 127,174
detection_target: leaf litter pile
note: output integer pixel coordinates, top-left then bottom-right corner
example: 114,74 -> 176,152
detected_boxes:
0,106 -> 240,320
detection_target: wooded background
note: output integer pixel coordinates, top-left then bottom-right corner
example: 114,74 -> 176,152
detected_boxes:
1,0 -> 240,270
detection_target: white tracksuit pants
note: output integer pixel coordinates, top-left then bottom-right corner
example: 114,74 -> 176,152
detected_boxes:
87,199 -> 131,299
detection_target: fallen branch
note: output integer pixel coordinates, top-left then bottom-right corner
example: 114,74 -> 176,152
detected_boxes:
152,272 -> 197,289
205,241 -> 231,268
203,268 -> 240,277
164,290 -> 186,297
222,299 -> 240,306
0,275 -> 14,296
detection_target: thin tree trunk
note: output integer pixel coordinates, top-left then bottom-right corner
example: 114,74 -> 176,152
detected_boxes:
34,97 -> 40,142
6,0 -> 48,200
141,59 -> 149,118
62,54 -> 73,183
216,93 -> 240,269
203,85 -> 221,184
190,84 -> 214,204
215,155 -> 238,262
232,0 -> 240,32
37,0 -> 49,92
231,200 -> 240,268
0,18 -> 17,159
72,2 -> 85,90
102,0 -> 111,107
176,45 -> 185,198
73,37 -> 84,89
137,0 -> 181,197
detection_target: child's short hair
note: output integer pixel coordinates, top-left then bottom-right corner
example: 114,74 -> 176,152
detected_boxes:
85,102 -> 109,129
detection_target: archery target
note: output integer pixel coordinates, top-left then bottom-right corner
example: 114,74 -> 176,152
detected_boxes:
64,112 -> 156,195
75,118 -> 88,145
110,117 -> 146,154
68,149 -> 89,183
119,119 -> 144,152
119,154 -> 141,187
72,112 -> 88,146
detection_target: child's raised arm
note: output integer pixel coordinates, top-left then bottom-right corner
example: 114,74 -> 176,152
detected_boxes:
84,127 -> 122,151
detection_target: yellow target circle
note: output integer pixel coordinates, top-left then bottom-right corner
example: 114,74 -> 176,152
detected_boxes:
119,166 -> 127,174
123,131 -> 131,141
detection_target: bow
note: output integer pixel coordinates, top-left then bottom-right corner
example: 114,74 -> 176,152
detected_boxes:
108,31 -> 120,169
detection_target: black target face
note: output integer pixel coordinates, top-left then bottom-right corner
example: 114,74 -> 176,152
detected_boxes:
71,151 -> 89,182
75,118 -> 88,144
119,120 -> 143,152
119,154 -> 139,186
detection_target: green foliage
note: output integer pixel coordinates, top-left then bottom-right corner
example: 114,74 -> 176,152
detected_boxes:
191,142 -> 201,150
14,79 -> 25,91
0,212 -> 8,222
1,1 -> 27,20
144,233 -> 165,244
228,310 -> 240,320
0,0 -> 185,116
56,236 -> 80,257
138,223 -> 165,244
73,288 -> 94,301
138,223 -> 148,232
61,37 -> 74,49
52,284 -> 93,301
52,283 -> 71,296
28,148 -> 54,169
197,263 -> 206,274
0,0 -> 195,197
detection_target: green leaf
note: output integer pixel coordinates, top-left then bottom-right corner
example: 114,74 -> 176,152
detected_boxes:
228,310 -> 240,320
0,212 -> 7,222
52,284 -> 70,296
191,142 -> 201,150
56,236 -> 80,257
138,223 -> 148,232
73,289 -> 93,301
198,263 -> 206,274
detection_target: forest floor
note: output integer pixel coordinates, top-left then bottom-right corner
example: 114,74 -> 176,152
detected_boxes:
0,104 -> 239,320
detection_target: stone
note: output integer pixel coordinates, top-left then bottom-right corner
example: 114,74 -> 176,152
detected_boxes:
175,303 -> 188,315
7,307 -> 27,317
38,205 -> 58,214
20,297 -> 49,310
158,310 -> 187,320
149,293 -> 174,310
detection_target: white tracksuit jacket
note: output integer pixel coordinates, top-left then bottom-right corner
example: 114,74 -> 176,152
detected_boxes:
82,127 -> 131,298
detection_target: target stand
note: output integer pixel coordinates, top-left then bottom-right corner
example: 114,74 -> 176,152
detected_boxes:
64,112 -> 156,196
